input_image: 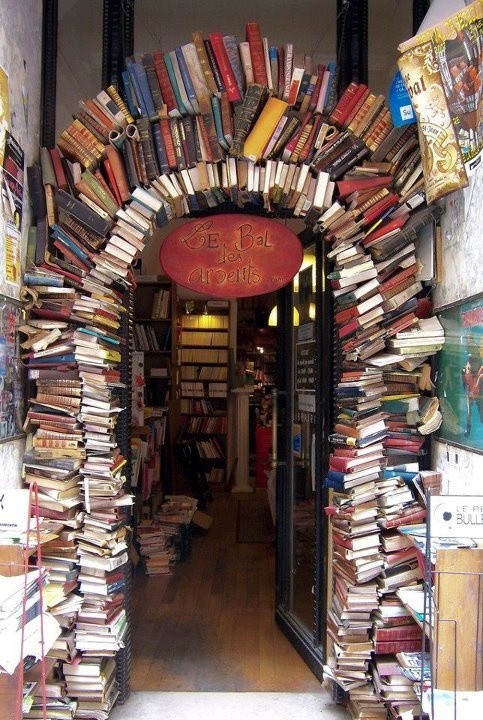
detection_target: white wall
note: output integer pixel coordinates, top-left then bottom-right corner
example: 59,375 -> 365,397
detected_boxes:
0,0 -> 43,487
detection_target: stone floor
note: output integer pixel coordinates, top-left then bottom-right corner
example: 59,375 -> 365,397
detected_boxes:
110,690 -> 350,720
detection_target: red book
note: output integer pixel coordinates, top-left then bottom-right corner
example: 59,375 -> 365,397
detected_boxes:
338,83 -> 369,127
245,22 -> 268,86
281,111 -> 312,159
363,193 -> 399,226
298,114 -> 323,163
208,33 -> 242,103
362,213 -> 409,247
152,51 -> 179,116
52,239 -> 91,273
337,174 -> 393,200
49,148 -> 69,191
159,118 -> 178,170
373,637 -> 423,654
102,158 -> 122,206
329,82 -> 360,125
379,264 -> 418,295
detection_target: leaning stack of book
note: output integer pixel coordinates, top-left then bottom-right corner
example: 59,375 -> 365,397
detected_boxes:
63,656 -> 119,720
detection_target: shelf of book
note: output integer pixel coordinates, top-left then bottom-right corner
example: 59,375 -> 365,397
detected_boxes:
175,304 -> 231,492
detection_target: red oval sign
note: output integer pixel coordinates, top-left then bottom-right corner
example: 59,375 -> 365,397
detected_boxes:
160,214 -> 303,298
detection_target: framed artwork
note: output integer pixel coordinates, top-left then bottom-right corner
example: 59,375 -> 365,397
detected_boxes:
436,293 -> 483,454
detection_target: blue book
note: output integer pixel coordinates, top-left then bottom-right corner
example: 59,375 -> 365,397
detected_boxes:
76,327 -> 120,345
211,95 -> 229,151
121,70 -> 140,119
323,61 -> 338,115
51,225 -> 90,264
125,58 -> 149,117
163,52 -> 188,116
175,46 -> 200,114
30,354 -> 77,364
151,121 -> 170,175
24,273 -> 63,287
130,60 -> 156,118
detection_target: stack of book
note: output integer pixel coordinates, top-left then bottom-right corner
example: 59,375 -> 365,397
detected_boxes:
371,655 -> 420,718
63,655 -> 119,719
136,522 -> 178,575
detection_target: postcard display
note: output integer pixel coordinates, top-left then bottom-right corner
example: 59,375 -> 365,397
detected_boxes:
16,5 -> 482,719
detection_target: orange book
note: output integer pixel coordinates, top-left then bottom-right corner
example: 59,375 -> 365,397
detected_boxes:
103,144 -> 130,203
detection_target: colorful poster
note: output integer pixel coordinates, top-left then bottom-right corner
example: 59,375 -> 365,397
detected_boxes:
5,224 -> 20,285
1,130 -> 24,231
436,294 -> 483,453
398,0 -> 483,203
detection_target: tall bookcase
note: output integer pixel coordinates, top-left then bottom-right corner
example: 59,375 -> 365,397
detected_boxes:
175,301 -> 232,494
133,276 -> 174,407
131,277 -> 176,512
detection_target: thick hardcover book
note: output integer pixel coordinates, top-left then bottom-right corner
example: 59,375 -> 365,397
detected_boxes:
151,51 -> 180,117
27,164 -> 48,222
243,96 -> 289,162
104,145 -> 130,203
141,52 -> 165,116
175,45 -> 200,114
125,57 -> 155,118
54,188 -> 113,237
245,22 -> 268,86
204,38 -> 226,94
151,121 -> 170,175
136,117 -> 160,181
329,81 -> 360,126
209,33 -> 242,104
192,31 -> 218,95
230,84 -> 268,158
159,118 -> 178,169
222,35 -> 245,97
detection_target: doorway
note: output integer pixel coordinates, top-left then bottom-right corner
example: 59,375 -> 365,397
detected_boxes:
129,224 -> 329,692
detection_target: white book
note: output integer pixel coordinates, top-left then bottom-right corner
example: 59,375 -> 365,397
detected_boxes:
239,41 -> 254,85
181,42 -> 211,104
262,37 -> 273,91
130,186 -> 163,212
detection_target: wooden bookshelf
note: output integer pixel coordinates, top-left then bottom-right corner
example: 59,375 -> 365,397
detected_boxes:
133,276 -> 176,408
175,301 -> 231,490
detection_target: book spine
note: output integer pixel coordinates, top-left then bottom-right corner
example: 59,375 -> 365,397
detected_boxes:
103,145 -> 130,202
54,188 -> 112,237
204,39 -> 226,94
136,117 -> 160,181
159,118 -> 178,170
208,33 -> 242,103
245,22 -> 268,85
222,35 -> 245,97
151,121 -> 170,174
329,81 -> 359,125
230,84 -> 267,158
175,45 -> 200,114
192,31 -> 219,95
151,52 -> 179,117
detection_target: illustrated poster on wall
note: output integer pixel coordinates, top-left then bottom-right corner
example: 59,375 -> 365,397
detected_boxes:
436,293 -> 483,453
0,293 -> 24,441
0,66 -> 9,167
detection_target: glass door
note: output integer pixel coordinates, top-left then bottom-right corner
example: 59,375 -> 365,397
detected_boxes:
275,236 -> 330,679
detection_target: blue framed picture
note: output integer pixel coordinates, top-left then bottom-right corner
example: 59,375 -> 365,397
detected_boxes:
436,293 -> 483,454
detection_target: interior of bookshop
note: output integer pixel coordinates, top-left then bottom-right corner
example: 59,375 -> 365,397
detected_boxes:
1,1 -> 483,719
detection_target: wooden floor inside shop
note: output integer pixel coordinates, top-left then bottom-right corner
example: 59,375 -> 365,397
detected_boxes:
130,489 -> 321,692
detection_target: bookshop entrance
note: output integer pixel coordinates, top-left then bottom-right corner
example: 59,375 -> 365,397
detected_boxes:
130,221 -> 328,689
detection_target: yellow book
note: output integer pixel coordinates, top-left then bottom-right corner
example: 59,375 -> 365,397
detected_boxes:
243,97 -> 289,163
